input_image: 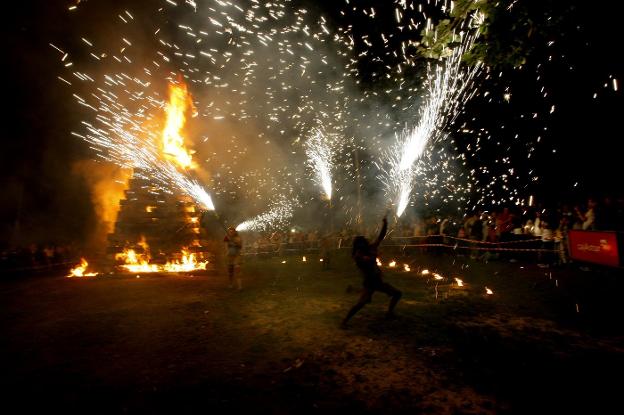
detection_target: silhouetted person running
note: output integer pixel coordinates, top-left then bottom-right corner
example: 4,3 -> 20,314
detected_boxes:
341,215 -> 402,328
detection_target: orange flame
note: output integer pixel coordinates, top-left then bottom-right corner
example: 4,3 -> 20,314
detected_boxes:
115,242 -> 207,274
163,249 -> 208,272
115,248 -> 159,273
162,82 -> 196,169
67,258 -> 98,277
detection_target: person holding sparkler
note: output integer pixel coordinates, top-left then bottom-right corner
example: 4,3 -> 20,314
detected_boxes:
340,215 -> 402,329
224,227 -> 243,290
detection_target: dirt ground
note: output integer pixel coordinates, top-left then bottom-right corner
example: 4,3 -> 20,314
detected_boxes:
1,251 -> 623,414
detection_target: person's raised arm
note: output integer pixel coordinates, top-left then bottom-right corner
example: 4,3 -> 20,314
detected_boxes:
372,216 -> 388,248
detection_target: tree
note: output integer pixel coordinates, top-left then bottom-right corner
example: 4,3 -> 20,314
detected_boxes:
418,0 -> 575,68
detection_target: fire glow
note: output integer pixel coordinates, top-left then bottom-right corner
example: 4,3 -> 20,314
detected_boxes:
67,258 -> 98,277
162,82 -> 196,170
115,247 -> 208,274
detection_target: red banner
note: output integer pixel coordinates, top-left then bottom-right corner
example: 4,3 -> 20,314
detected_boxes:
568,230 -> 620,267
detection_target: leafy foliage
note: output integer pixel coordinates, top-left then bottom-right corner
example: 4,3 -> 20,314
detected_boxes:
419,0 -> 575,68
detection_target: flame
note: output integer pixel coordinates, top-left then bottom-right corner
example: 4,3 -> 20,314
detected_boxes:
433,273 -> 444,280
389,260 -> 397,268
376,258 -> 382,266
421,269 -> 430,275
67,258 -> 98,277
115,248 -> 159,273
163,249 -> 208,272
485,287 -> 493,295
454,277 -> 464,287
162,82 -> 196,169
403,264 -> 411,272
115,246 -> 208,273
302,256 -> 307,262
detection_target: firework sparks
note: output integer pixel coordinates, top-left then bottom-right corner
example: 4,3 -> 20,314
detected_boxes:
384,32 -> 482,217
54,0 -> 550,226
236,195 -> 295,232
305,128 -> 334,201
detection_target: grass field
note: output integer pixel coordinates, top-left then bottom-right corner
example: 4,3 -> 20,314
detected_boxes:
1,251 -> 623,414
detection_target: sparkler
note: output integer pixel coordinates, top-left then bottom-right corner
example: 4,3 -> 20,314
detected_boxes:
384,30 -> 482,217
55,0 -> 546,223
305,128 -> 334,201
73,79 -> 216,211
236,195 -> 294,232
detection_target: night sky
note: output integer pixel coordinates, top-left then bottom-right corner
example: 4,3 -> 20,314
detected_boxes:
2,0 -> 622,248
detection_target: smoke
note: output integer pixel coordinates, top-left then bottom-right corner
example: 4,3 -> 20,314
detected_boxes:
72,160 -> 131,253
53,0 -> 475,240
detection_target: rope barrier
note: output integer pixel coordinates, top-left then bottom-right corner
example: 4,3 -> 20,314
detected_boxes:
240,241 -> 560,255
383,243 -> 559,253
388,235 -> 545,245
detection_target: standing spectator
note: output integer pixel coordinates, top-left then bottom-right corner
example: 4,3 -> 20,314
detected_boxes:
596,196 -> 616,230
497,207 -> 513,238
575,199 -> 596,230
319,234 -> 332,270
224,227 -> 243,290
439,217 -> 450,236
555,216 -> 570,265
532,211 -> 543,237
537,217 -> 554,267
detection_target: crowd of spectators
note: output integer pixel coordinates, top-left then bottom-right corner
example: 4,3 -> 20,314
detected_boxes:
0,243 -> 76,272
3,196 -> 622,272
240,195 -> 624,267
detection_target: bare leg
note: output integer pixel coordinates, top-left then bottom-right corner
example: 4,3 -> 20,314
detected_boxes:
227,264 -> 234,288
236,264 -> 242,290
341,289 -> 372,328
380,283 -> 402,317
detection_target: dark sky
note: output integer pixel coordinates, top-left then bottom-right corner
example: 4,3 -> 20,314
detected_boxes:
2,0 -> 622,247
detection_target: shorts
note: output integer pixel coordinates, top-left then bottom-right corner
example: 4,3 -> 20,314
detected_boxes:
226,255 -> 241,266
